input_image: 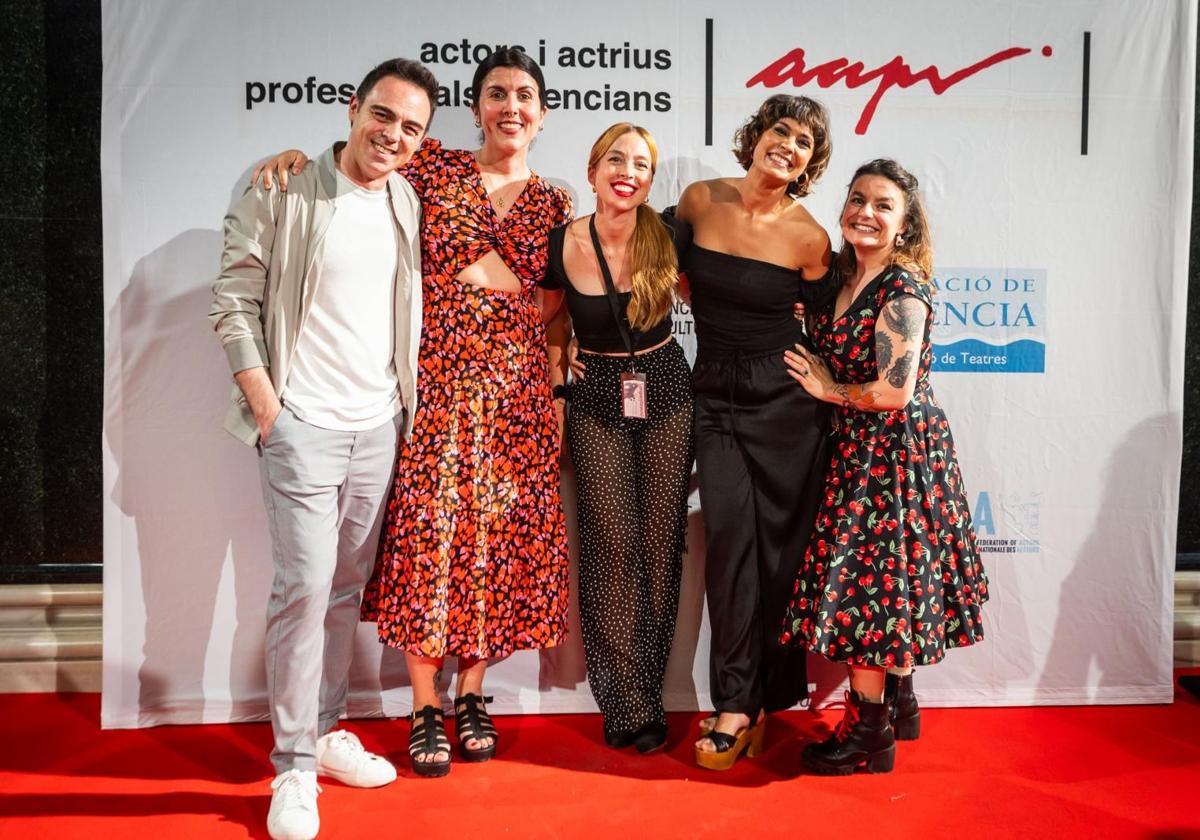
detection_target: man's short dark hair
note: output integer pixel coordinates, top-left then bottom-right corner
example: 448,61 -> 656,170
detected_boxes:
356,58 -> 440,125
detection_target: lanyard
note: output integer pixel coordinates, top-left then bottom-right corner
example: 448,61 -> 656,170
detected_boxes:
588,215 -> 638,363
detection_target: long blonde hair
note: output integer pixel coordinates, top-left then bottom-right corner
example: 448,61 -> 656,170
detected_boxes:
836,158 -> 934,284
587,123 -> 678,331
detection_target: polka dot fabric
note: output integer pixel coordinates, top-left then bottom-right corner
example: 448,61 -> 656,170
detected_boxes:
782,266 -> 989,668
361,139 -> 573,658
566,341 -> 694,735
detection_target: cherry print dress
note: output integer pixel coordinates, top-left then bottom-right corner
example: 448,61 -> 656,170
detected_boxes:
781,266 -> 989,668
361,139 -> 573,658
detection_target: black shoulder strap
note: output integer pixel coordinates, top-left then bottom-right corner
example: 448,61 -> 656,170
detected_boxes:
588,215 -> 637,359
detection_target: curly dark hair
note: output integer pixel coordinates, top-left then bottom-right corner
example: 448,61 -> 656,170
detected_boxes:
732,94 -> 831,198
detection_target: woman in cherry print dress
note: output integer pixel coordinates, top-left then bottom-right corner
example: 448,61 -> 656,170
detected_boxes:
783,158 -> 988,775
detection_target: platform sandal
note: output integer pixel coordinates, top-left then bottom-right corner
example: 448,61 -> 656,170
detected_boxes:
694,712 -> 766,771
454,693 -> 498,762
408,704 -> 451,778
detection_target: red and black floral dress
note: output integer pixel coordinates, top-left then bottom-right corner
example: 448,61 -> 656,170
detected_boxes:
361,139 -> 573,659
781,266 -> 989,668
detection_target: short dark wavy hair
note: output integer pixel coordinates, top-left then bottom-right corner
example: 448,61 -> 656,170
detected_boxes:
355,58 -> 440,126
732,94 -> 831,198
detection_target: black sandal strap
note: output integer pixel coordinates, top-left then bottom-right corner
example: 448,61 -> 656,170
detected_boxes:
699,730 -> 738,753
454,693 -> 498,744
409,704 -> 450,759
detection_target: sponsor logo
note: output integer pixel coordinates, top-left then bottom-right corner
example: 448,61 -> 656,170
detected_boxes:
930,268 -> 1046,374
745,44 -> 1052,134
974,490 -> 1041,556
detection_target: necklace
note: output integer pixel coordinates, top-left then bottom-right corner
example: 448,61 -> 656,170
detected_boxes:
479,168 -> 527,214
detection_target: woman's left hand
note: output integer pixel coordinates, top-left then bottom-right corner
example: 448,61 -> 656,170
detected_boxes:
784,344 -> 835,401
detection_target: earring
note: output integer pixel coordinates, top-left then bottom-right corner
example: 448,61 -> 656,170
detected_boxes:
895,234 -> 905,246
474,119 -> 481,128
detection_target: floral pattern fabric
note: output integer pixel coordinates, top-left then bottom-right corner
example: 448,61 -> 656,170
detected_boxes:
781,266 -> 989,667
361,139 -> 573,658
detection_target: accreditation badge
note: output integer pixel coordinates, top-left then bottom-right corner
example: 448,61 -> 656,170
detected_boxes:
620,371 -> 647,419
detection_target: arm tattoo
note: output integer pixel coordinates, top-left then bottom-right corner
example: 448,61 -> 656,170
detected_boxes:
882,297 -> 925,342
833,383 -> 882,410
875,332 -> 894,372
886,350 -> 915,389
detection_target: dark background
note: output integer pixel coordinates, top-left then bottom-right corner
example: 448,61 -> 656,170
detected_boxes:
1,3 -> 1195,582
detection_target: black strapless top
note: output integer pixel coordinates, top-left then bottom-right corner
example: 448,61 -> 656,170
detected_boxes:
684,244 -> 838,358
540,212 -> 690,353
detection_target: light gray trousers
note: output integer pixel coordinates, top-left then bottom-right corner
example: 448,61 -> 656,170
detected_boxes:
257,405 -> 400,773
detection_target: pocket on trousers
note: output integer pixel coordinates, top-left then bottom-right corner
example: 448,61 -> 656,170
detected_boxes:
261,404 -> 293,448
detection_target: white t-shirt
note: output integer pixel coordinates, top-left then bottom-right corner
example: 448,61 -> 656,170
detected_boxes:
284,168 -> 401,431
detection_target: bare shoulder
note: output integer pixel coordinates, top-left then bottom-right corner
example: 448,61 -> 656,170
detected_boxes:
564,214 -> 589,240
677,180 -> 713,220
679,178 -> 743,221
784,201 -> 830,252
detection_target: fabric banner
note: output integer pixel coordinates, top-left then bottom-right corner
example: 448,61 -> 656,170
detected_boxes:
101,0 -> 1193,727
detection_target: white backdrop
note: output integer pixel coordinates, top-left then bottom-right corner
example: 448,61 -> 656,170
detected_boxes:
101,0 -> 1193,728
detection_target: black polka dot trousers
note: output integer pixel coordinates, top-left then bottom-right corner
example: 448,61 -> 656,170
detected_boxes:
567,340 -> 695,737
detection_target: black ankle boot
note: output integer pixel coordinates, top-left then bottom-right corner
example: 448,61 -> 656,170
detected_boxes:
885,672 -> 921,741
802,691 -> 895,775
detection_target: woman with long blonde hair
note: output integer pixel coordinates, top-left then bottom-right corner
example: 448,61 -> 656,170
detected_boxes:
542,122 -> 694,753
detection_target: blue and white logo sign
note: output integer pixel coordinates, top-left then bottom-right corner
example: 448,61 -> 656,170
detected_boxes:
930,268 -> 1046,373
973,490 -> 1041,556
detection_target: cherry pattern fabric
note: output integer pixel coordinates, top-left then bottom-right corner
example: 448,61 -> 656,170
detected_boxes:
781,266 -> 989,667
361,139 -> 573,658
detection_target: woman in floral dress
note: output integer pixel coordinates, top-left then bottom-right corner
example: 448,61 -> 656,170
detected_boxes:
254,49 -> 572,776
783,158 -> 988,775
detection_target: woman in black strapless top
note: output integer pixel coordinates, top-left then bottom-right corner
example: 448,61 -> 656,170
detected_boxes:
677,95 -> 839,770
541,123 -> 694,754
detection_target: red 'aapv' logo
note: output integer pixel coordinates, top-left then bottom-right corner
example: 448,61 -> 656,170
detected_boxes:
747,46 -> 1049,134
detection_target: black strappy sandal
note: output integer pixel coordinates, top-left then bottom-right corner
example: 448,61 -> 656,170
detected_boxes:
454,693 -> 498,762
409,704 -> 451,777
694,710 -> 766,771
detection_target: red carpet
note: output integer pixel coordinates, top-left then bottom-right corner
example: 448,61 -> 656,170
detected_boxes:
2,679 -> 1199,839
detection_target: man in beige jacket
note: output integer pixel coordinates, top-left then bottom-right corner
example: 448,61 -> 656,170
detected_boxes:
209,57 -> 436,840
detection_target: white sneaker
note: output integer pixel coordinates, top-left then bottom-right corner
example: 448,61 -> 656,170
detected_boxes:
316,729 -> 397,788
267,769 -> 320,840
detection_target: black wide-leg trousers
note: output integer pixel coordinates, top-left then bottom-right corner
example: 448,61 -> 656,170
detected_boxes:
693,347 -> 831,715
